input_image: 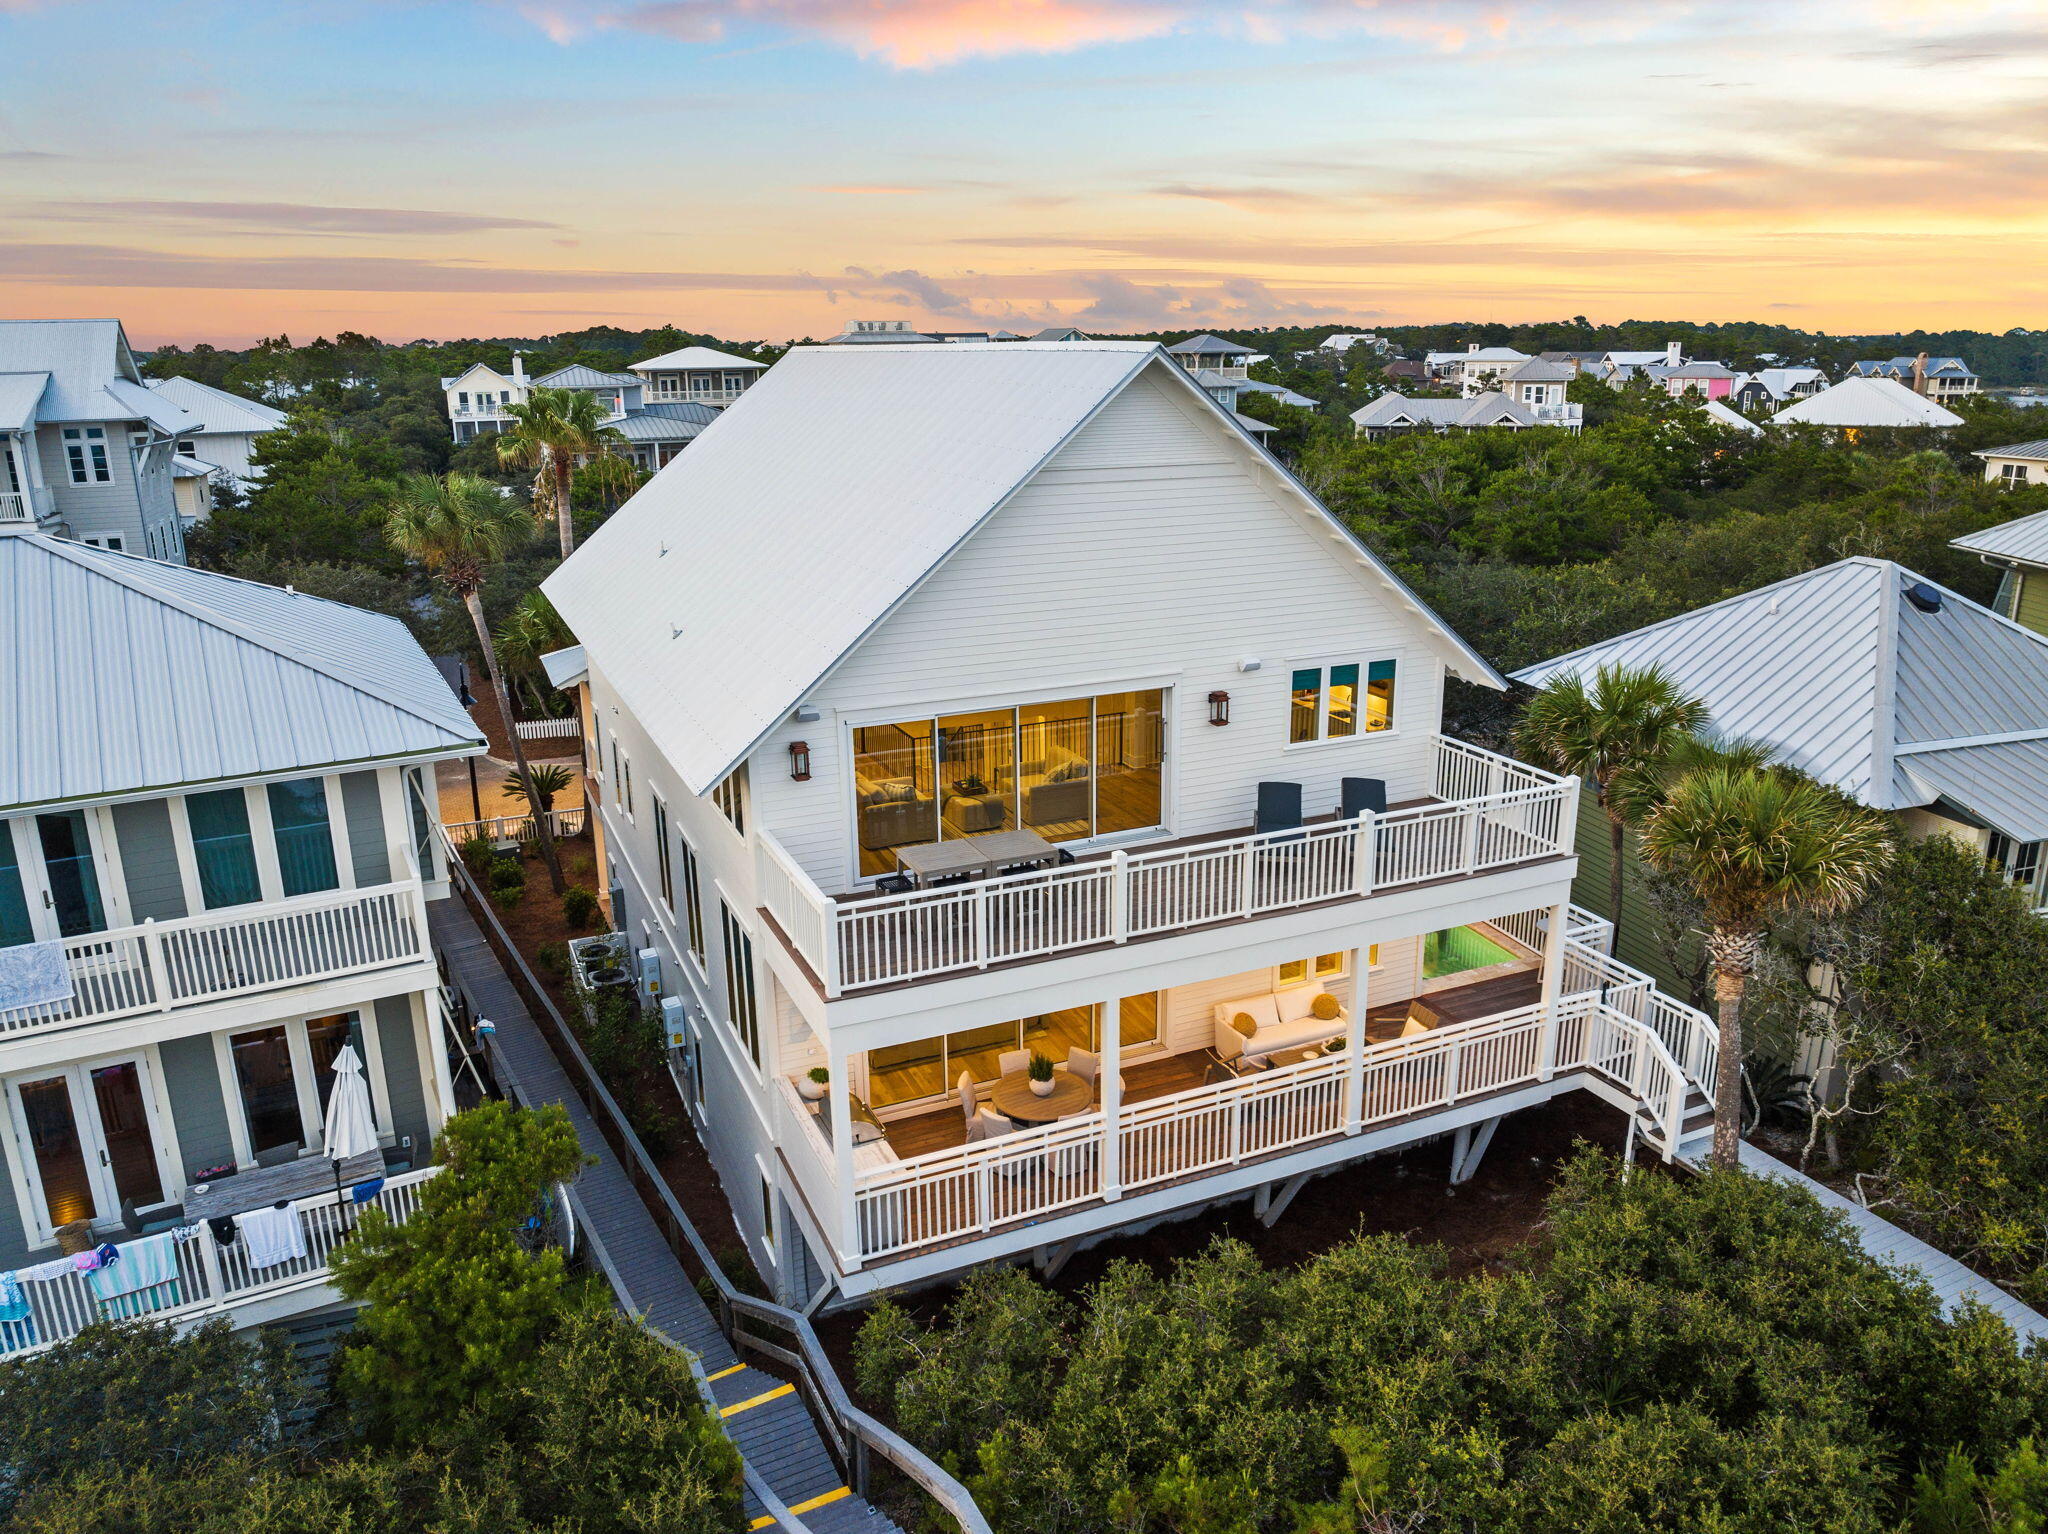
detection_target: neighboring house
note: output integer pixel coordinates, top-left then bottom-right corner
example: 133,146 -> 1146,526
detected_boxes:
170,454 -> 217,522
821,320 -> 942,345
0,319 -> 198,563
1423,345 -> 1531,393
629,346 -> 766,408
441,354 -> 530,443
1239,379 -> 1320,409
1028,327 -> 1092,343
1600,342 -> 1686,370
1972,440 -> 2048,487
1382,359 -> 1426,386
0,532 -> 483,1354
1769,375 -> 1964,432
1650,361 -> 1737,400
1697,397 -> 1764,436
1495,359 -> 1584,428
1852,355 -> 1979,404
1536,350 -> 1606,376
1350,389 -> 1581,438
541,340 -> 1709,1305
1730,368 -> 1828,411
1516,558 -> 2048,916
1164,334 -> 1276,435
1314,334 -> 1389,357
1953,505 -> 2048,637
144,375 -> 289,495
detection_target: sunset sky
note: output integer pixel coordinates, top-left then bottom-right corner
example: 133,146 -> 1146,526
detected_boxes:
3,0 -> 2047,346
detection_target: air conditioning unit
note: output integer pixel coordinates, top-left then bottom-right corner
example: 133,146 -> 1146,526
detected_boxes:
661,995 -> 688,1050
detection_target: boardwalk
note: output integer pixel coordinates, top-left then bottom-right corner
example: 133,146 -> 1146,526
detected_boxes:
428,897 -> 903,1534
1682,1141 -> 2048,1344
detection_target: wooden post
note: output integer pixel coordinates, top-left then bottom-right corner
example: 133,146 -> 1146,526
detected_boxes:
1343,946 -> 1367,1132
828,1036 -> 861,1272
1536,901 -> 1568,1081
1100,995 -> 1123,1200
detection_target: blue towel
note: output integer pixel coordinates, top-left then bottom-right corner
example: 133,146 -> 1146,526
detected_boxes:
90,1233 -> 180,1320
349,1178 -> 385,1204
0,1273 -> 27,1324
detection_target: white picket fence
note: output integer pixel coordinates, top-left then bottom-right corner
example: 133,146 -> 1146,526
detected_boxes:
444,806 -> 589,846
513,717 -> 581,742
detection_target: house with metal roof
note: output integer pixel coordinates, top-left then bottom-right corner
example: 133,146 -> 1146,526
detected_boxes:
144,374 -> 289,509
1768,375 -> 1965,431
1730,367 -> 1828,412
1953,502 -> 2048,638
1350,387 -> 1581,438
1852,354 -> 1979,405
1162,334 -> 1276,433
0,319 -> 198,562
540,339 -> 1708,1305
1972,439 -> 2048,489
0,533 -> 484,1353
1423,344 -> 1533,393
629,345 -> 766,408
1651,360 -> 1737,400
1516,558 -> 2048,915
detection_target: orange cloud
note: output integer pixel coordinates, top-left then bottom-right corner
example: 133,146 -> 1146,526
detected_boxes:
617,0 -> 1182,66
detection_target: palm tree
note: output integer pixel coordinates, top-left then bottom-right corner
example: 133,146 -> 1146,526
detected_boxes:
495,590 -> 576,722
384,472 -> 566,893
1640,767 -> 1892,1169
496,386 -> 623,558
1515,663 -> 1710,948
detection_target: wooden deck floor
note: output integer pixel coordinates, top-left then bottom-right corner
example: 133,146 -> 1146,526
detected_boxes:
879,966 -> 1542,1160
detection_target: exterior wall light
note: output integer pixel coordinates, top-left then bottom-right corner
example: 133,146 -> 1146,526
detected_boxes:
788,741 -> 812,781
1208,691 -> 1230,727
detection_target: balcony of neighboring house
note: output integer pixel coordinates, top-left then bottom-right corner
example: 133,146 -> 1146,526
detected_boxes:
768,905 -> 1714,1278
646,373 -> 752,406
0,880 -> 433,1042
756,737 -> 1580,999
0,1165 -> 438,1359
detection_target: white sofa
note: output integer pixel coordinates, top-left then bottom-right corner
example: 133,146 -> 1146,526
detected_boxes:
1213,987 -> 1350,1063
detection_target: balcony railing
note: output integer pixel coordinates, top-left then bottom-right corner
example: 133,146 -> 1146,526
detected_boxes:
0,882 -> 429,1039
758,738 -> 1577,996
0,490 -> 32,525
0,1167 -> 436,1358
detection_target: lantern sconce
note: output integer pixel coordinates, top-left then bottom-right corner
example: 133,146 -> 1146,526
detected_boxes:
1207,691 -> 1230,727
788,740 -> 812,781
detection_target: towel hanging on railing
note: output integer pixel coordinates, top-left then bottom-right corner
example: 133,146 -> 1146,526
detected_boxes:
0,939 -> 73,1013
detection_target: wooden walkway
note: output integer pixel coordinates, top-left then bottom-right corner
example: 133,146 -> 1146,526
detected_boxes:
429,898 -> 903,1534
1684,1141 -> 2048,1344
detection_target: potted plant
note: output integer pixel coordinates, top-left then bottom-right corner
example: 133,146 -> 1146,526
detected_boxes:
1028,1052 -> 1057,1097
800,1066 -> 829,1102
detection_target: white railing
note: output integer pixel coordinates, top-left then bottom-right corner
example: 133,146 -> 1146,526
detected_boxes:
513,717 -> 581,742
840,997 -> 1682,1261
444,806 -> 589,846
0,883 -> 428,1038
0,490 -> 31,524
767,738 -> 1576,995
0,1167 -> 436,1359
1485,902 -> 1608,959
1559,938 -> 1717,1095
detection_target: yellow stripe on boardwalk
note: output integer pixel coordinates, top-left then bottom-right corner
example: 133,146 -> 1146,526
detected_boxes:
705,1363 -> 748,1382
720,1383 -> 795,1418
750,1487 -> 851,1528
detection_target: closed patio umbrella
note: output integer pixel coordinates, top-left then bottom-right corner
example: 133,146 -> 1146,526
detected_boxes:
323,1045 -> 378,1229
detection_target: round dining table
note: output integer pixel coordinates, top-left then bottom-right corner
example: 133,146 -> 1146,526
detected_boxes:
990,1070 -> 1093,1124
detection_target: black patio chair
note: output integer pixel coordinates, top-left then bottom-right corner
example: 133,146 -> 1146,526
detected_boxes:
1340,777 -> 1388,818
1254,781 -> 1303,836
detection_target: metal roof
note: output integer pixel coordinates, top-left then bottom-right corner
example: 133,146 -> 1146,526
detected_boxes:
1166,334 -> 1252,356
1499,359 -> 1573,383
1240,379 -> 1319,408
605,411 -> 709,443
1,536 -> 483,811
630,346 -> 765,373
1349,392 -> 1538,430
1769,376 -> 1963,428
0,373 -> 49,431
1974,440 -> 2048,462
1953,507 -> 2048,568
1515,558 -> 2048,835
0,320 -> 140,421
1698,398 -> 1763,435
170,453 -> 217,478
532,363 -> 640,390
1901,741 -> 2048,842
544,342 -> 1502,795
146,374 -> 289,436
540,644 -> 587,689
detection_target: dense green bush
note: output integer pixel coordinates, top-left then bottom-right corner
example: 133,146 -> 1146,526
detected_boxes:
561,885 -> 601,929
857,1151 -> 2048,1533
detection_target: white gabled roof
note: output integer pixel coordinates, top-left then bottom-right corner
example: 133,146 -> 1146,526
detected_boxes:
1954,506 -> 2048,569
1698,398 -> 1762,435
1770,376 -> 1963,429
1514,558 -> 2048,836
630,345 -> 766,373
0,373 -> 49,432
1,536 -> 483,811
545,342 -> 1500,794
146,374 -> 289,436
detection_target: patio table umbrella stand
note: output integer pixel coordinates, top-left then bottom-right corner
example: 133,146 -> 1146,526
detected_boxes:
322,1044 -> 379,1233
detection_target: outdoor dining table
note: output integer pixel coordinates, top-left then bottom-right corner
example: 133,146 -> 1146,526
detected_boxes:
989,1069 -> 1093,1124
183,1148 -> 386,1221
894,828 -> 1058,886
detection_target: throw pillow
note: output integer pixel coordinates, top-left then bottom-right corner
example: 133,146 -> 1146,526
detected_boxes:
1310,992 -> 1341,1021
1231,1011 -> 1259,1038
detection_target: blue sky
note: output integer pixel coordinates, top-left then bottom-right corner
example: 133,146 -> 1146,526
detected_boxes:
4,0 -> 2046,343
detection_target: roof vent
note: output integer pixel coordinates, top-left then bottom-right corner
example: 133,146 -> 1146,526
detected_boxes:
1905,582 -> 1944,614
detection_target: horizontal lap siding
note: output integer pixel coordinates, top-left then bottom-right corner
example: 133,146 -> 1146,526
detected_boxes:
755,371 -> 1444,894
112,798 -> 187,921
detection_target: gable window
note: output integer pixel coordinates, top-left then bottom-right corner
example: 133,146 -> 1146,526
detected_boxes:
652,796 -> 674,912
712,765 -> 746,836
1290,661 -> 1396,744
720,901 -> 760,1066
63,427 -> 110,484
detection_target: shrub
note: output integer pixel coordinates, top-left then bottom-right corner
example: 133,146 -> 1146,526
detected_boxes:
457,832 -> 496,875
535,941 -> 567,978
560,886 -> 601,929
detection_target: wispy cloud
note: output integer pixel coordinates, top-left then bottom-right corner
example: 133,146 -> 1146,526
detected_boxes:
19,200 -> 563,236
1147,182 -> 1333,212
808,184 -> 927,194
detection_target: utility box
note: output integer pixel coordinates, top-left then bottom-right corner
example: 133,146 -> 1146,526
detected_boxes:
661,994 -> 688,1050
637,947 -> 663,1006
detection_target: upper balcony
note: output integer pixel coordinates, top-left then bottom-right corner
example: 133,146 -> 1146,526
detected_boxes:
0,882 -> 431,1041
757,737 -> 1578,999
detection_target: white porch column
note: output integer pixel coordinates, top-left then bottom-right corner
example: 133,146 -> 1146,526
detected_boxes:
828,1034 -> 861,1271
1099,996 -> 1122,1201
1343,946 -> 1368,1132
1536,901 -> 1569,1080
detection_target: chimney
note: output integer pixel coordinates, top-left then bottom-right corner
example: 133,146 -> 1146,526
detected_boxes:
1666,340 -> 1683,367
511,351 -> 528,387
1912,352 -> 1928,395
1467,342 -> 1480,354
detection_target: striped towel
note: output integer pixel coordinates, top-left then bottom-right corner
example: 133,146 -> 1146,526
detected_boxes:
90,1232 -> 180,1320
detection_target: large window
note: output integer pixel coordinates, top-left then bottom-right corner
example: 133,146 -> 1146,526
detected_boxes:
866,994 -> 1159,1109
652,796 -> 674,912
187,788 -> 261,908
1290,660 -> 1395,744
712,765 -> 746,835
267,778 -> 338,897
720,902 -> 760,1066
678,836 -> 706,963
63,427 -> 110,484
851,689 -> 1165,877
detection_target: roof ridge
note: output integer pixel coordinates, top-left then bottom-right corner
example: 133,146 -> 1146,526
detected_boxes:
31,539 -> 473,746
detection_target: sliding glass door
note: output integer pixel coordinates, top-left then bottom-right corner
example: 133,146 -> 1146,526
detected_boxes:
865,993 -> 1161,1109
9,1055 -> 165,1238
852,690 -> 1166,877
